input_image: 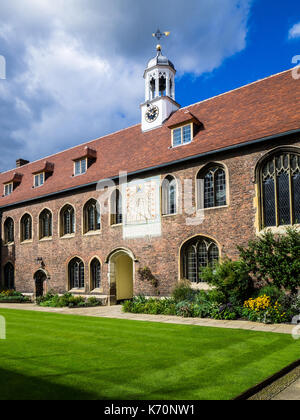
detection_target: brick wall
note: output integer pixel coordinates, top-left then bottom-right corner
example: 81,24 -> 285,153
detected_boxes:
2,135 -> 300,298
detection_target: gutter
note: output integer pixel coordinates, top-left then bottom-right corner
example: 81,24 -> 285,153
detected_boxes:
1,127 -> 300,210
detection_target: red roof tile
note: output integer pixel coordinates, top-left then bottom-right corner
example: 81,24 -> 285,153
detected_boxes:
1,69 -> 300,207
167,110 -> 202,128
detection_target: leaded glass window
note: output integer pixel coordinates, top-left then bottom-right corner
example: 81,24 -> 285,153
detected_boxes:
4,218 -> 14,244
84,200 -> 101,233
69,258 -> 84,289
39,209 -> 52,239
172,124 -> 192,147
21,214 -> 32,241
4,263 -> 14,290
183,237 -> 219,283
198,166 -> 227,209
91,259 -> 101,290
162,176 -> 177,215
61,205 -> 75,235
111,190 -> 123,225
261,152 -> 300,227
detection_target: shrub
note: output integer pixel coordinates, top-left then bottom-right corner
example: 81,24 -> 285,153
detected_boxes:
201,258 -> 254,306
238,227 -> 300,294
172,280 -> 196,303
257,285 -> 285,303
37,292 -> 101,308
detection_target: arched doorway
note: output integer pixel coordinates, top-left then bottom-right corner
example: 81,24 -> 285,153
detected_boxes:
34,270 -> 47,298
108,249 -> 134,304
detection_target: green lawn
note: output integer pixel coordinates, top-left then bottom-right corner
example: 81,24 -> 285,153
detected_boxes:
0,309 -> 299,400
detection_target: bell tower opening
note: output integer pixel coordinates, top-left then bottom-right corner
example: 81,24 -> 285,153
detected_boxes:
141,33 -> 180,132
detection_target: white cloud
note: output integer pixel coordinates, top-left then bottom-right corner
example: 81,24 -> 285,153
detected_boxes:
289,22 -> 300,39
0,0 -> 252,170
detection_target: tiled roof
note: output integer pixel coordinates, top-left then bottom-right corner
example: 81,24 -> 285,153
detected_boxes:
1,68 -> 299,208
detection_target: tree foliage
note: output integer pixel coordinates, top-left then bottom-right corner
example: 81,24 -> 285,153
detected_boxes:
238,227 -> 300,294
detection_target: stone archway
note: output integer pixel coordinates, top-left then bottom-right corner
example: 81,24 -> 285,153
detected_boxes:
34,270 -> 47,298
108,249 -> 134,305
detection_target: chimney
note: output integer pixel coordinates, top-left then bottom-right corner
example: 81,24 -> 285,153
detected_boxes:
16,158 -> 29,168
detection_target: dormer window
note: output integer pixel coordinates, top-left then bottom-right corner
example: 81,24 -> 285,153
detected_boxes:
4,183 -> 13,196
74,158 -> 87,176
72,147 -> 97,176
34,172 -> 44,188
2,173 -> 23,197
172,124 -> 192,147
32,161 -> 54,188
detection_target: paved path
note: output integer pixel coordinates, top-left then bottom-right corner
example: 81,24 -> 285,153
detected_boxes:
0,303 -> 296,335
272,378 -> 300,400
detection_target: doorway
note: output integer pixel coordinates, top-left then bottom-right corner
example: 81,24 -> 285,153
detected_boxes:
34,270 -> 47,298
108,250 -> 134,303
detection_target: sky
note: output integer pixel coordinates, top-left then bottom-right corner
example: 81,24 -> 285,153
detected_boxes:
0,0 -> 300,172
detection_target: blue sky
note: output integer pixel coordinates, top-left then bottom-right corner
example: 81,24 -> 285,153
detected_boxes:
0,0 -> 300,171
178,0 -> 300,106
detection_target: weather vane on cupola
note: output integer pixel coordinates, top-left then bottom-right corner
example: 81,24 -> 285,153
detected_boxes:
152,29 -> 170,51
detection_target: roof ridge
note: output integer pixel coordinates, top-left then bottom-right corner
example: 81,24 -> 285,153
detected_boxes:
1,122 -> 141,176
181,67 -> 293,111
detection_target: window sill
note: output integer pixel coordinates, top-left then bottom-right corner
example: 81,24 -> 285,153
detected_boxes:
60,234 -> 75,240
162,213 -> 178,218
4,241 -> 14,247
258,224 -> 300,236
69,288 -> 85,293
199,205 -> 228,211
84,230 -> 101,237
39,237 -> 53,242
171,141 -> 192,149
111,223 -> 122,228
190,282 -> 213,291
90,288 -> 103,294
20,239 -> 33,245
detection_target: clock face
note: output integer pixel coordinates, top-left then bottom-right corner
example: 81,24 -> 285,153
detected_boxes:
145,105 -> 159,123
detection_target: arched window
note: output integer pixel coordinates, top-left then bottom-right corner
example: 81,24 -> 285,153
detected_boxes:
260,151 -> 300,228
61,205 -> 75,236
4,218 -> 14,244
162,176 -> 177,215
111,189 -> 123,225
4,263 -> 14,290
197,166 -> 227,209
84,199 -> 101,233
91,258 -> 101,290
39,209 -> 52,239
182,237 -> 219,283
21,214 -> 32,242
69,258 -> 84,290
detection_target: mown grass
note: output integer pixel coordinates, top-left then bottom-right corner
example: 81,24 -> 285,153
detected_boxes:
0,308 -> 299,400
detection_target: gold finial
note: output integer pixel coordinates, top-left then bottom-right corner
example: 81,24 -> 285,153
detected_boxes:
156,44 -> 162,51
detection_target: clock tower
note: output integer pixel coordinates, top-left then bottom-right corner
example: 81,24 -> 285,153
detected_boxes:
141,41 -> 180,132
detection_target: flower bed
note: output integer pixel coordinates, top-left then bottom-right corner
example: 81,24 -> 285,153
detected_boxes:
0,290 -> 31,303
36,292 -> 102,308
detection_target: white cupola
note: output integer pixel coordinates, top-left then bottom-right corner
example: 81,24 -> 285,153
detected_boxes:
140,44 -> 180,132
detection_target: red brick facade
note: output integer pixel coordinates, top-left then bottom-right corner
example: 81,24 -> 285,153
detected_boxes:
1,134 -> 300,299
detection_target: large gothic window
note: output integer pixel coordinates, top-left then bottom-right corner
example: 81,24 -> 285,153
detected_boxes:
197,166 -> 227,209
4,263 -> 14,290
84,199 -> 101,233
21,214 -> 32,242
61,205 -> 75,236
182,237 -> 219,283
4,218 -> 14,244
39,209 -> 52,239
260,151 -> 300,228
90,258 -> 101,290
162,176 -> 177,215
111,190 -> 123,225
69,258 -> 84,290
